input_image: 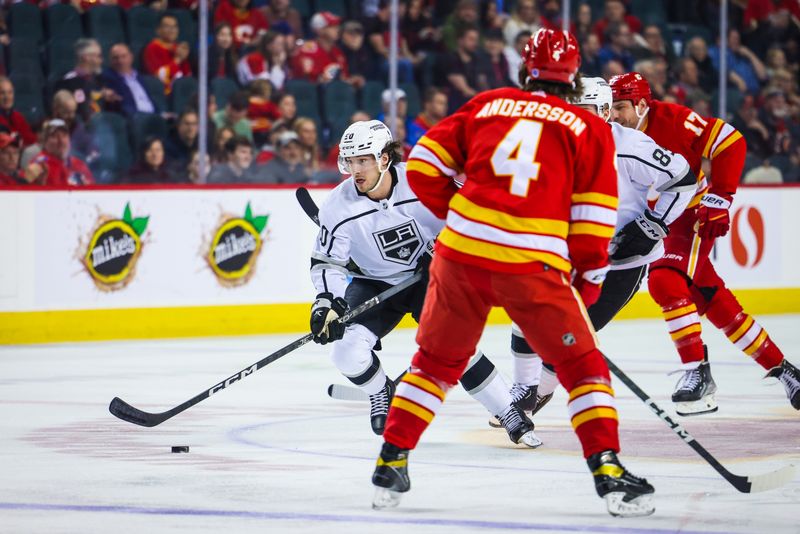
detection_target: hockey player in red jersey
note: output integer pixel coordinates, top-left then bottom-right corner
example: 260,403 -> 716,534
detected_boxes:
371,29 -> 655,518
609,72 -> 800,416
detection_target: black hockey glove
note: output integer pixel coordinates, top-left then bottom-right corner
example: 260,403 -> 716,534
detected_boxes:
611,211 -> 669,264
310,292 -> 349,344
414,239 -> 435,285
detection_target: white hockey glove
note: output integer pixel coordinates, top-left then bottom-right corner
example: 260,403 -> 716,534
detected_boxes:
310,292 -> 349,344
611,210 -> 668,264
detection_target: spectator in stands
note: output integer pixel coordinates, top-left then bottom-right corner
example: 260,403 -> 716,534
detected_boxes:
377,88 -> 408,127
593,0 -> 642,44
324,110 -> 371,171
709,28 -> 768,95
601,59 -> 625,79
769,69 -> 800,112
24,119 -> 94,186
209,23 -> 239,82
765,47 -> 789,79
124,137 -> 173,184
367,1 -> 422,84
214,0 -> 269,52
502,0 -> 543,48
261,0 -> 302,38
165,109 -> 200,171
745,5 -> 800,59
48,90 -> 97,167
403,0 -> 442,54
580,33 -> 603,77
483,28 -> 514,89
685,36 -> 718,94
503,31 -> 529,86
293,117 -> 321,176
442,0 -> 481,51
0,77 -> 35,146
255,119 -> 290,164
574,2 -> 594,43
103,43 -> 157,117
672,57 -> 709,105
733,94 -> 771,159
598,22 -> 635,72
212,126 -> 236,163
759,88 -> 800,157
407,87 -> 447,145
440,25 -> 487,113
481,0 -> 507,32
56,39 -> 117,123
208,135 -> 257,183
237,30 -> 289,90
254,130 -> 308,184
340,21 -> 375,85
187,150 -> 211,184
291,12 -> 351,85
247,79 -> 280,146
276,93 -> 297,129
0,133 -> 23,186
213,91 -> 253,143
634,24 -> 676,65
143,13 -> 193,95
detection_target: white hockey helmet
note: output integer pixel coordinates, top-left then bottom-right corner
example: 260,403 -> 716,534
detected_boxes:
574,77 -> 613,122
337,120 -> 393,175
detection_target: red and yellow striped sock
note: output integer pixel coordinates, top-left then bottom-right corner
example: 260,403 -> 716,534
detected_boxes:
383,371 -> 447,450
663,300 -> 705,364
568,382 -> 619,457
721,312 -> 784,370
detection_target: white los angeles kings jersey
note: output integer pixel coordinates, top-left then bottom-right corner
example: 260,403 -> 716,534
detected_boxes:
611,122 -> 695,269
311,163 -> 445,298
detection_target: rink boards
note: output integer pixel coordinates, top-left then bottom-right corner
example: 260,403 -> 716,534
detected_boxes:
1,184 -> 798,344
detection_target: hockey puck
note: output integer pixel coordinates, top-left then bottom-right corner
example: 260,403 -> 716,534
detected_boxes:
171,446 -> 190,453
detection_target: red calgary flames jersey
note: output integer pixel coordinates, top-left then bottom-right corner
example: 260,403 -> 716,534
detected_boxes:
642,100 -> 746,204
290,41 -> 348,82
407,87 -> 618,277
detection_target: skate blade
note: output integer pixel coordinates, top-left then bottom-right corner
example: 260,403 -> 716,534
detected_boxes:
604,492 -> 655,517
372,487 -> 403,509
675,395 -> 718,417
518,430 -> 543,449
488,416 -> 502,428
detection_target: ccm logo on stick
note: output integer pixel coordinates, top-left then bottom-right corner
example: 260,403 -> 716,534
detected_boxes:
209,364 -> 258,395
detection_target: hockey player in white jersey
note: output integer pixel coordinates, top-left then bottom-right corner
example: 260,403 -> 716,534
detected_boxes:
466,77 -> 698,424
309,120 -> 539,446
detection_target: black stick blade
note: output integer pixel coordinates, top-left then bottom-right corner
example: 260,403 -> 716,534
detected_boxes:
109,397 -> 164,427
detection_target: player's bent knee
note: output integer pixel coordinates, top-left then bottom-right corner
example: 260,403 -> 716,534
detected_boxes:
330,324 -> 379,375
647,268 -> 691,305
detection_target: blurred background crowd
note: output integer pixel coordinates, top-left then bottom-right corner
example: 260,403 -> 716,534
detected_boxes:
0,0 -> 798,187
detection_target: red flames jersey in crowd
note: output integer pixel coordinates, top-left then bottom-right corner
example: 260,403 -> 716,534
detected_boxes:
290,40 -> 348,82
642,100 -> 746,205
31,151 -> 94,186
213,0 -> 269,49
247,96 -> 280,135
406,87 -> 618,277
142,40 -> 192,94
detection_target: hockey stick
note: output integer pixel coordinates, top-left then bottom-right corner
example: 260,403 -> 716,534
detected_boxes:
604,356 -> 796,493
108,272 -> 423,427
328,370 -> 409,402
295,187 -> 320,226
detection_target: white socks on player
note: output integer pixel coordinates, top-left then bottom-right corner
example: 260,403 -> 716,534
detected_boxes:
331,324 -> 387,395
463,352 -> 514,416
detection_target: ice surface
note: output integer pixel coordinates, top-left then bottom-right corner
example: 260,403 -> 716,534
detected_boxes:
1,316 -> 799,533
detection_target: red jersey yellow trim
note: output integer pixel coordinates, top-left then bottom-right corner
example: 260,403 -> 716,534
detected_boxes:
449,193 -> 568,237
417,136 -> 461,172
570,192 -> 618,209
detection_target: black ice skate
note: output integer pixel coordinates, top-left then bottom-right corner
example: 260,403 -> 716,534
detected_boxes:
587,449 -> 655,517
372,442 -> 410,509
368,377 -> 396,435
496,405 -> 542,448
766,360 -> 800,410
671,349 -> 718,416
489,383 -> 542,428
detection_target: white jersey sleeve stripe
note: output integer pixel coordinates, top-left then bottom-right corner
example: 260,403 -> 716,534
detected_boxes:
709,123 -> 736,158
570,204 -> 618,227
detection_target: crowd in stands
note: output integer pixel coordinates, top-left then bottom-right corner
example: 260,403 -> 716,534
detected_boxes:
0,0 -> 799,187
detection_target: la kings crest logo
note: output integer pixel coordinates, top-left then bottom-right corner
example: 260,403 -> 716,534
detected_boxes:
372,220 -> 423,266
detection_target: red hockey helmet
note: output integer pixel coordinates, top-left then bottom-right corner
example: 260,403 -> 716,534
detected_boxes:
608,72 -> 652,104
523,28 -> 581,85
